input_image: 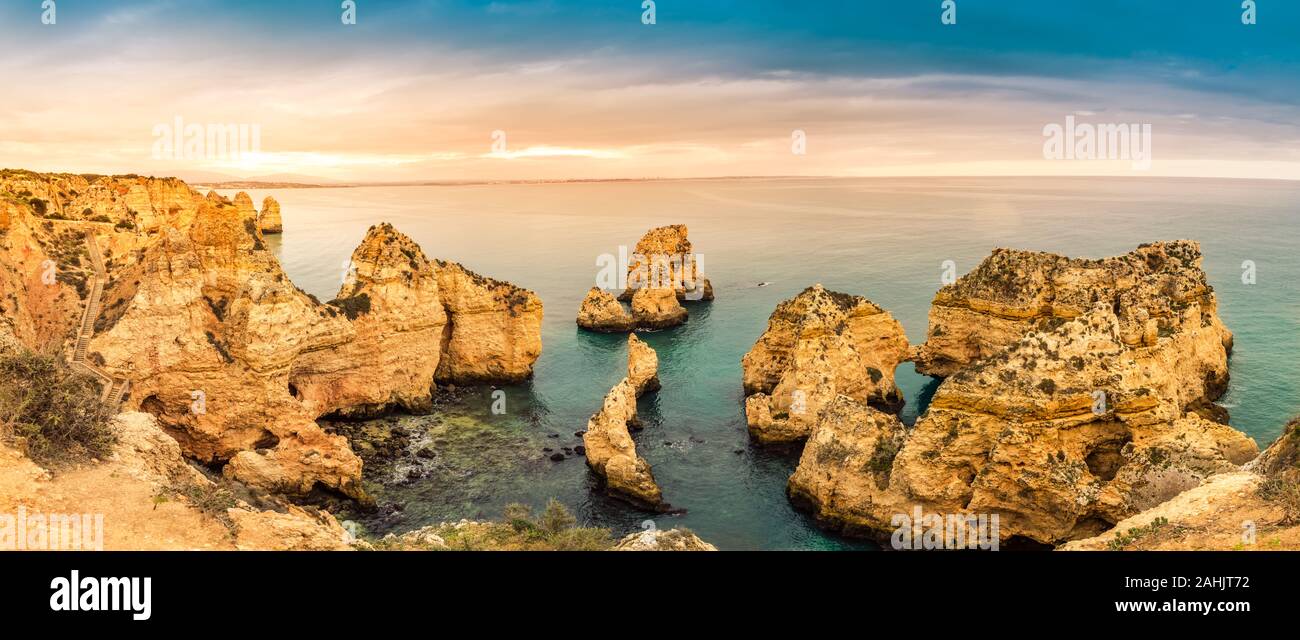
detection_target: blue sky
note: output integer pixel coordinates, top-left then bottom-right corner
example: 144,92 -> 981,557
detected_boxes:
2,0 -> 1298,180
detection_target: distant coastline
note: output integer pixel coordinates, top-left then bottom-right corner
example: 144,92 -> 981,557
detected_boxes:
196,174 -> 1300,190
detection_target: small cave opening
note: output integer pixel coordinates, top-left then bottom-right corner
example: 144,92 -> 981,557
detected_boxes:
253,431 -> 280,452
288,382 -> 302,401
1067,516 -> 1115,540
140,394 -> 166,419
1084,434 -> 1132,481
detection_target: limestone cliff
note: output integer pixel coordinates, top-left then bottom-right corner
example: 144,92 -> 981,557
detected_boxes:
290,222 -> 447,418
3,171 -> 546,504
741,285 -> 910,444
912,241 -> 1229,378
433,259 -> 543,383
87,196 -> 366,500
788,302 -> 1257,545
583,334 -> 665,509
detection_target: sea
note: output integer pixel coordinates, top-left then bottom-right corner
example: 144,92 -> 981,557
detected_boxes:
218,176 -> 1300,550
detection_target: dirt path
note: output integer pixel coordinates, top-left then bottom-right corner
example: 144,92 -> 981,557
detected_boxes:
0,446 -> 236,551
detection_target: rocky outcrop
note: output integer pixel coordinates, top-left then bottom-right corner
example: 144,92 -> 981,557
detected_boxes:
228,505 -> 351,551
576,287 -> 635,332
787,395 -> 910,537
631,286 -> 688,330
912,241 -> 1229,378
290,222 -> 447,418
2,171 -> 546,504
621,224 -> 713,302
576,224 -> 712,333
0,411 -> 350,550
788,302 -> 1258,545
92,216 -> 542,499
741,285 -> 910,444
627,334 -> 660,396
433,259 -> 543,384
1062,417 -> 1300,550
613,528 -> 717,551
583,335 -> 665,509
258,196 -> 282,234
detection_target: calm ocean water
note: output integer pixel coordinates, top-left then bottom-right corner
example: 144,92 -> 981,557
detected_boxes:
219,177 -> 1300,550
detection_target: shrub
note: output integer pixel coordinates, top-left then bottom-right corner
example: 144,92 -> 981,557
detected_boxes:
164,477 -> 240,535
0,349 -> 115,466
539,499 -> 577,535
328,293 -> 372,320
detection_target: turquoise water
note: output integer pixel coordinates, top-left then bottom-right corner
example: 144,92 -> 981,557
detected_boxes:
221,177 -> 1300,550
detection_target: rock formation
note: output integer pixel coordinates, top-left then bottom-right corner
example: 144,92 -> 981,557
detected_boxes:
258,196 -> 283,234
0,411 -> 350,550
627,334 -> 660,395
912,241 -> 1230,378
788,302 -> 1258,545
433,259 -> 543,383
620,224 -> 713,302
631,286 -> 688,330
741,285 -> 910,444
576,287 -> 635,332
613,528 -> 718,551
289,222 -> 448,418
576,224 -> 714,332
583,335 -> 665,509
1,172 -> 545,505
1063,417 -> 1300,550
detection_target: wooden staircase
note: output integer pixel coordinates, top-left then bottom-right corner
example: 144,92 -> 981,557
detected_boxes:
69,231 -> 130,408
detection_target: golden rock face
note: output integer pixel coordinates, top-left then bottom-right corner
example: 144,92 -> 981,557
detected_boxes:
1,172 -> 544,502
576,287 -> 635,332
912,241 -> 1227,378
583,335 -> 665,510
741,284 -> 910,444
786,243 -> 1258,546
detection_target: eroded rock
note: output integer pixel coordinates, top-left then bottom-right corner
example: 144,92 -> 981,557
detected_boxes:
912,241 -> 1230,378
741,285 -> 910,444
258,196 -> 282,234
631,286 -> 687,330
577,287 -> 635,332
582,336 -> 665,509
788,302 -> 1257,545
613,528 -> 717,551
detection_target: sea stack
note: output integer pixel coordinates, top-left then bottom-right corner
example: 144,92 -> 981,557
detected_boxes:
576,224 -> 713,333
576,287 -> 636,332
740,285 -> 910,444
583,334 -> 666,509
259,196 -> 283,234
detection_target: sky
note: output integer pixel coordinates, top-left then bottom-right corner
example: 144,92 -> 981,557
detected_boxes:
1,0 -> 1299,182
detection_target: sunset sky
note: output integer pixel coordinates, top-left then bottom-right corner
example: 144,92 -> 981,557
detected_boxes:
2,0 -> 1299,182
